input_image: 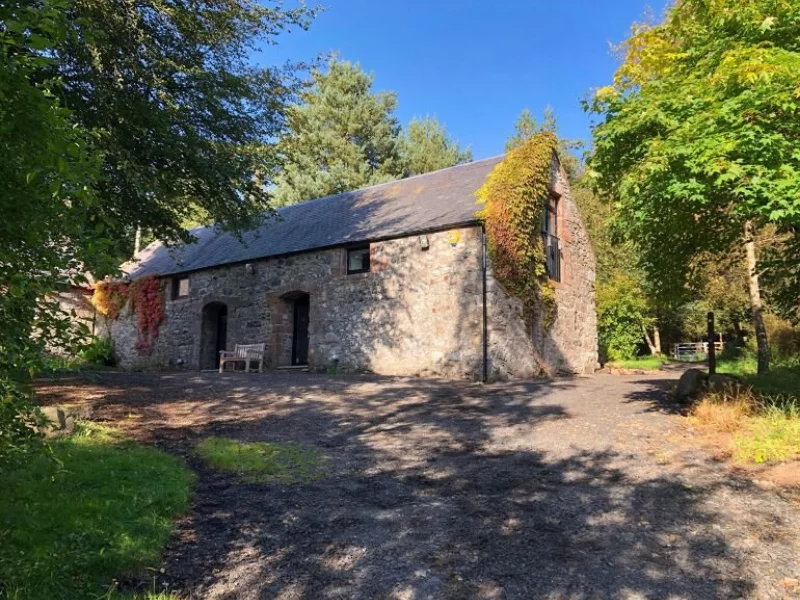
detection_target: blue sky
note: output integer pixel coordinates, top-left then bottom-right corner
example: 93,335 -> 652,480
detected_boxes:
258,0 -> 670,160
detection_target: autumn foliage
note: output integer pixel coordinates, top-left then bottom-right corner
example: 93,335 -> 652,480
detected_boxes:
91,280 -> 129,321
476,132 -> 558,325
91,276 -> 164,355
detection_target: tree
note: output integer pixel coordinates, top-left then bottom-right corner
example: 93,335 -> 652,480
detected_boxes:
507,107 -> 583,180
51,0 -> 316,256
1,0 -> 107,464
272,58 -> 404,206
763,231 -> 800,323
401,116 -> 472,176
505,109 -> 542,152
587,0 -> 800,373
0,0 -> 316,464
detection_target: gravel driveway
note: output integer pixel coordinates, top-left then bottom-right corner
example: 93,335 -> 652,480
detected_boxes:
37,371 -> 800,599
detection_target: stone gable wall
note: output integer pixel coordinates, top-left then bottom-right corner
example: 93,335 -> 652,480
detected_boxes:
486,157 -> 598,376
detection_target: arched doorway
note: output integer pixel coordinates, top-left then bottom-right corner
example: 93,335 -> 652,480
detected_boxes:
200,302 -> 228,370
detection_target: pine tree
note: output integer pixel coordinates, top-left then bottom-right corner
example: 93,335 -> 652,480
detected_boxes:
506,107 -> 583,179
401,117 -> 472,176
505,109 -> 540,152
273,58 -> 404,206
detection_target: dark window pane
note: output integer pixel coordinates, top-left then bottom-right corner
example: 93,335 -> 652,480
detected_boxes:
347,247 -> 370,274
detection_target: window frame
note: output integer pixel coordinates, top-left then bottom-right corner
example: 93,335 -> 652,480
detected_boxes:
171,276 -> 190,299
346,246 -> 371,275
541,193 -> 562,283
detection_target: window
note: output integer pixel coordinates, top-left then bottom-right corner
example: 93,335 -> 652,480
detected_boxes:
172,276 -> 190,299
541,195 -> 558,236
541,195 -> 561,282
347,246 -> 370,274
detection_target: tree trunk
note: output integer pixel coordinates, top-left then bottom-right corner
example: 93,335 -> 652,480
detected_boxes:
653,325 -> 662,355
642,325 -> 658,355
134,225 -> 142,257
744,221 -> 769,374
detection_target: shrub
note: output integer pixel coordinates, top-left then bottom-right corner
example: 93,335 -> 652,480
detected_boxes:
79,336 -> 117,367
764,313 -> 800,361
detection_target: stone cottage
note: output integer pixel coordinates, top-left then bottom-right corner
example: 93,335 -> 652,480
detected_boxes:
111,154 -> 598,379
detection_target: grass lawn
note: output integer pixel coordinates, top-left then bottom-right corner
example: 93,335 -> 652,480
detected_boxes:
717,356 -> 800,400
606,355 -> 670,370
196,437 -> 323,483
0,423 -> 193,600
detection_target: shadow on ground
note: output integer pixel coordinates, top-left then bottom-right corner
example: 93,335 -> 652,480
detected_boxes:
35,371 -> 799,599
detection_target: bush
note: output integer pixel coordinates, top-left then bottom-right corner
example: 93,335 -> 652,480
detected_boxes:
0,381 -> 48,468
764,313 -> 800,361
597,272 -> 650,362
80,336 -> 117,367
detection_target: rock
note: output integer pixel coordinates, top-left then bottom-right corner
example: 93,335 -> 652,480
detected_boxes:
40,406 -> 66,429
675,368 -> 708,403
38,404 -> 91,437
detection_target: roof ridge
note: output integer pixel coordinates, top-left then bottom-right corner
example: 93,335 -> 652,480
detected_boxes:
185,154 -> 506,236
274,154 -> 506,213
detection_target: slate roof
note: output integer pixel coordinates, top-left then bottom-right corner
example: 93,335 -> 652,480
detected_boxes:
124,155 -> 504,278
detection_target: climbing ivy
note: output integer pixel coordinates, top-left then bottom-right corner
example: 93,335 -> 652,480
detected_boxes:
91,280 -> 129,320
129,277 -> 164,355
476,132 -> 558,327
91,276 -> 164,355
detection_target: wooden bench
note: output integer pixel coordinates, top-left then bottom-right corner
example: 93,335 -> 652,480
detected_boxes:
219,343 -> 265,373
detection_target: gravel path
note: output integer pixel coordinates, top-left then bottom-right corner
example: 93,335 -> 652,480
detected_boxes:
37,371 -> 800,599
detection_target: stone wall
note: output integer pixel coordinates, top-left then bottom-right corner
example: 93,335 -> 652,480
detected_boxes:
486,157 -> 598,377
110,226 -> 486,377
48,286 -> 97,354
108,159 -> 597,378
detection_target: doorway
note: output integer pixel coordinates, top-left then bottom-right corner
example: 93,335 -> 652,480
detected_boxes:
200,302 -> 228,370
291,295 -> 310,366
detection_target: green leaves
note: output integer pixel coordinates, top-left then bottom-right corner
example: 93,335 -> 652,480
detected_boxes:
588,0 -> 800,301
477,132 -> 559,327
0,0 -> 319,464
597,272 -> 652,362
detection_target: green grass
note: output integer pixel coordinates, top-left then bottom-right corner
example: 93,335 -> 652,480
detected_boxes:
0,422 -> 193,600
733,402 -> 800,464
717,356 -> 800,399
694,354 -> 800,464
195,437 -> 323,483
606,355 -> 669,370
